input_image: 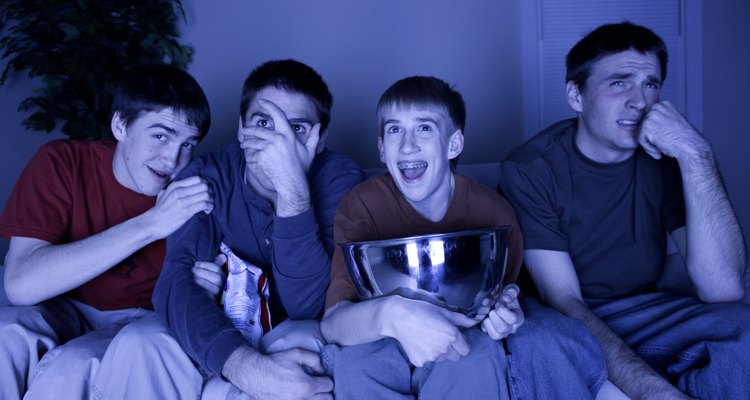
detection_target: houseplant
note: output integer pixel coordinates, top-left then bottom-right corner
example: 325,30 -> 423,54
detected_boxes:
0,0 -> 193,140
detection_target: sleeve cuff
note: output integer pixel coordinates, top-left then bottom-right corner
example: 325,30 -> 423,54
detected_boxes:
273,208 -> 317,239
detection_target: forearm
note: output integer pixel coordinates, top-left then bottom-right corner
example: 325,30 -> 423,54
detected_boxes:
272,210 -> 331,319
552,296 -> 680,399
4,211 -> 160,305
153,213 -> 247,375
222,345 -> 262,385
275,177 -> 312,217
320,298 -> 392,346
679,149 -> 746,301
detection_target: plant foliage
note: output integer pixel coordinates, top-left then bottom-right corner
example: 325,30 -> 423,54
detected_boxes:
0,0 -> 193,139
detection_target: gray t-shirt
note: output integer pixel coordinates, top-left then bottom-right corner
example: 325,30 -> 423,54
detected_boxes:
499,119 -> 685,300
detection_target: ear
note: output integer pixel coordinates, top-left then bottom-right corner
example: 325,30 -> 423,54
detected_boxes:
378,137 -> 385,163
111,112 -> 127,142
447,130 -> 464,160
316,128 -> 329,154
566,81 -> 584,113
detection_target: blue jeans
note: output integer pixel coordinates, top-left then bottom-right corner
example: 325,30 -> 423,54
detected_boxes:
588,292 -> 750,399
321,298 -> 606,400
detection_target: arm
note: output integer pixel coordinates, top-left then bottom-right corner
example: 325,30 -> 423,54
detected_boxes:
640,101 -> 746,302
524,249 -> 690,399
320,296 -> 477,367
221,345 -> 332,400
271,155 -> 363,319
4,176 -> 212,305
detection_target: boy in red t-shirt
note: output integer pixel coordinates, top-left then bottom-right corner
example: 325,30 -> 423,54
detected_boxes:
0,64 -> 214,399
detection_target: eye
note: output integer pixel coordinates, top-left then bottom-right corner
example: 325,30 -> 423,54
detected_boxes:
182,142 -> 196,151
153,134 -> 167,141
610,81 -> 624,87
291,124 -> 309,134
645,81 -> 661,90
256,118 -> 274,130
417,124 -> 433,132
385,125 -> 402,134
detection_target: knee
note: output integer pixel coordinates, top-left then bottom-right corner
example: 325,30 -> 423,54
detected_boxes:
512,299 -> 602,359
110,316 -> 174,352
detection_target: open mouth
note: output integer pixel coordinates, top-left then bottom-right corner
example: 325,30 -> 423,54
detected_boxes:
617,119 -> 641,131
148,166 -> 172,181
397,161 -> 428,180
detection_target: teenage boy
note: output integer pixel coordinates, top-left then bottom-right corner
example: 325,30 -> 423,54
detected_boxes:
90,59 -> 364,399
0,64 -> 213,399
320,76 -> 607,399
499,22 -> 750,399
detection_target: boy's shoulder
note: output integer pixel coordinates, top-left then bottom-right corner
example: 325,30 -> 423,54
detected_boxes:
504,118 -> 576,166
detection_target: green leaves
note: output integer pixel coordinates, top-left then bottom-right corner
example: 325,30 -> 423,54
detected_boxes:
0,0 -> 193,140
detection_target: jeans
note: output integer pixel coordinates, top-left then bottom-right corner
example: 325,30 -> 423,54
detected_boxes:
0,297 -> 148,400
588,291 -> 750,399
321,298 -> 606,400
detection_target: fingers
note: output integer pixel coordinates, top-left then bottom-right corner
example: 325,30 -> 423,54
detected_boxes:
192,261 -> 225,297
481,287 -> 525,340
292,349 -> 334,394
500,284 -> 520,304
441,308 -> 480,328
214,253 -> 227,267
305,123 -> 321,153
638,101 -> 706,161
639,136 -> 663,159
257,99 -> 293,133
295,348 -> 326,375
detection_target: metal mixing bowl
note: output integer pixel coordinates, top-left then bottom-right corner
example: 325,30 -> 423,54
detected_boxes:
341,227 -> 509,317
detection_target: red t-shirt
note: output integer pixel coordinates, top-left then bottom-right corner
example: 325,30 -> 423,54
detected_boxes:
325,174 -> 523,309
0,139 -> 164,310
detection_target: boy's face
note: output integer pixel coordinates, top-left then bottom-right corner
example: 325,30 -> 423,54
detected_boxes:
239,86 -> 323,197
567,49 -> 662,163
112,108 -> 201,196
378,104 -> 463,217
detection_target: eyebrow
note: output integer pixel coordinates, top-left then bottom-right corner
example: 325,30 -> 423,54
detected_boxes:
148,123 -> 177,135
148,123 -> 200,142
250,112 -> 313,126
604,72 -> 635,81
416,117 -> 439,125
604,72 -> 663,84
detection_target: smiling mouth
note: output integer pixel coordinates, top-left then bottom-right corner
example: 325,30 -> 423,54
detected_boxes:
148,166 -> 172,180
617,119 -> 642,130
397,161 -> 427,180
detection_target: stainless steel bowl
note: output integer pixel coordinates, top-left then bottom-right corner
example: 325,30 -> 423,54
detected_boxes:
341,227 -> 509,317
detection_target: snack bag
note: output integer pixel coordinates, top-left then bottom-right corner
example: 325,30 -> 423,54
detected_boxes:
219,242 -> 272,348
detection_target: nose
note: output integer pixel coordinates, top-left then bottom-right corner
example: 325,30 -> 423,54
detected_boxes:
626,87 -> 647,111
160,144 -> 181,170
400,130 -> 419,154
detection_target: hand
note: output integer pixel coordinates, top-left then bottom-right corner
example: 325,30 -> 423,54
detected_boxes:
386,297 -> 479,367
638,101 -> 710,161
238,99 -> 320,210
224,346 -> 333,400
145,176 -> 213,239
480,284 -> 524,340
192,253 -> 227,299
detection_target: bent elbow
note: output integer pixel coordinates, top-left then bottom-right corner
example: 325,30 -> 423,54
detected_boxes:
698,285 -> 745,303
4,284 -> 37,306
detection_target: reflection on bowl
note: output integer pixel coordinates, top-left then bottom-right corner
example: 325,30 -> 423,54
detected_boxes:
342,227 -> 509,317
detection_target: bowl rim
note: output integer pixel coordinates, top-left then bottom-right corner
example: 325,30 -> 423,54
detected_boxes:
341,226 -> 510,248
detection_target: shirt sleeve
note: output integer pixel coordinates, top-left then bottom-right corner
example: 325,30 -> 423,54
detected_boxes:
270,152 -> 364,319
498,160 -> 569,252
0,142 -> 72,242
152,157 -> 247,376
324,188 -> 377,309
